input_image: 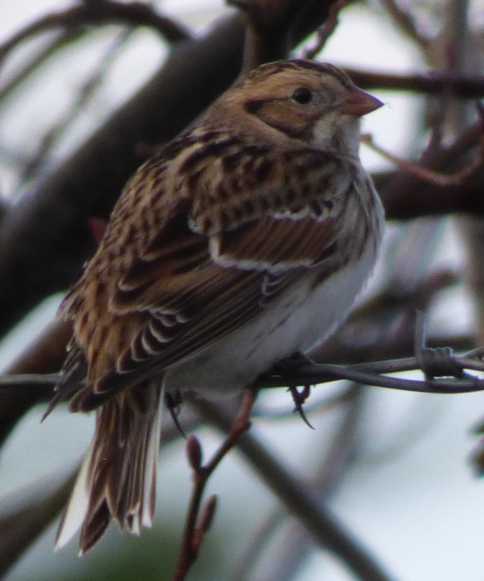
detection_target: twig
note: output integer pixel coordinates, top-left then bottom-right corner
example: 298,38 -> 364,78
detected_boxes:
16,28 -> 135,189
0,30 -> 83,103
0,373 -> 58,392
377,0 -> 429,51
375,121 -> 484,220
0,411 -> 199,578
346,68 -> 484,98
230,385 -> 365,581
303,0 -> 348,60
229,0 -> 301,72
0,318 -> 73,447
0,1 -> 190,64
362,123 -> 484,187
197,399 -> 395,581
171,388 -> 258,581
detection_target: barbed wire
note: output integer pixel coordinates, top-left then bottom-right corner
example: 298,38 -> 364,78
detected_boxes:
1,314 -> 483,398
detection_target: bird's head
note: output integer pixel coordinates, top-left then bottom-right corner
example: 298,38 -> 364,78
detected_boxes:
217,59 -> 382,156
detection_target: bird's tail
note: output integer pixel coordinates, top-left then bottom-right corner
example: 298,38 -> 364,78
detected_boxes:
55,380 -> 164,554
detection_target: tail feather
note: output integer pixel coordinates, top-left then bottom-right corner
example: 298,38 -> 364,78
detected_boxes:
55,380 -> 164,554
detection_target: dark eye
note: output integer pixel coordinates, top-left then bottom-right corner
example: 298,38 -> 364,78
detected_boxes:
291,87 -> 313,104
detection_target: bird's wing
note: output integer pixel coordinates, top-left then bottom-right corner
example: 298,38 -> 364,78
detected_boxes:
63,147 -> 355,410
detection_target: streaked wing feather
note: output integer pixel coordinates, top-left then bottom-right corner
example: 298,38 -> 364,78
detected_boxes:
66,146 -> 347,400
212,214 -> 339,270
100,269 -> 296,393
97,220 -> 341,394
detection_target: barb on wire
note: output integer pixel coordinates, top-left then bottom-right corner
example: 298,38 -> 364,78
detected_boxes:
414,310 -> 466,379
1,328 -> 484,398
256,322 -> 484,393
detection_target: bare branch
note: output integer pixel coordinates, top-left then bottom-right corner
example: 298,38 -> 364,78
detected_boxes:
0,0 -> 190,65
172,389 -> 258,581
377,120 -> 484,220
347,68 -> 484,98
232,385 -> 365,581
0,14 -> 246,338
0,319 -> 72,447
303,0 -> 348,60
362,119 -> 484,187
0,30 -> 84,103
197,399 -> 395,581
0,472 -> 77,578
17,29 -> 135,190
231,0 -> 339,72
377,0 -> 429,51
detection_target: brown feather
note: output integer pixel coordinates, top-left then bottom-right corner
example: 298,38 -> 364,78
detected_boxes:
61,382 -> 163,552
52,59 -> 385,553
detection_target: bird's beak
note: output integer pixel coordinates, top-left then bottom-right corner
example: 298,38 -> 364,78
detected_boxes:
339,88 -> 383,116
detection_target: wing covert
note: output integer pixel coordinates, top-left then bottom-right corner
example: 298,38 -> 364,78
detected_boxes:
65,143 -> 353,402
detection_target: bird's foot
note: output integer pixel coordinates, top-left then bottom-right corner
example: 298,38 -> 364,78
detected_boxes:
165,391 -> 186,438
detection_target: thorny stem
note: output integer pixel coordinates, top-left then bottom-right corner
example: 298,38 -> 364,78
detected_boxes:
171,388 -> 258,581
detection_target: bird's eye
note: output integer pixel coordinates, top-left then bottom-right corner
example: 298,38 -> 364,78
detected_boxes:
291,87 -> 313,105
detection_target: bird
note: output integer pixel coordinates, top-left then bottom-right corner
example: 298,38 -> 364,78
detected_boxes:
50,59 -> 385,554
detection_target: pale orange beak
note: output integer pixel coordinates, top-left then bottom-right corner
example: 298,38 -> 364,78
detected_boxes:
339,88 -> 383,116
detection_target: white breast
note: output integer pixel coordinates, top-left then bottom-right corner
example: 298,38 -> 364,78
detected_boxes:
163,233 -> 380,396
